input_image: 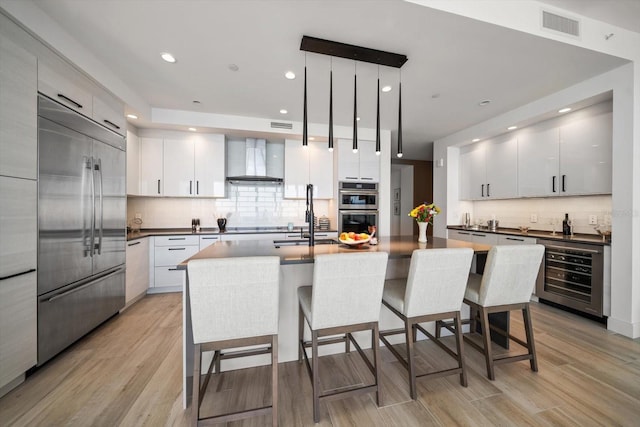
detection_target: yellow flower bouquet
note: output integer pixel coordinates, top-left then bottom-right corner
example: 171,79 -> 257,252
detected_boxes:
409,203 -> 441,224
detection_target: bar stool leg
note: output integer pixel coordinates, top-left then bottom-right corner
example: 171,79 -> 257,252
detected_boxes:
346,332 -> 351,354
192,343 -> 201,426
272,334 -> 279,426
522,305 -> 538,372
372,323 -> 383,406
298,307 -> 304,363
479,307 -> 495,380
453,313 -> 468,387
405,319 -> 417,399
312,330 -> 320,423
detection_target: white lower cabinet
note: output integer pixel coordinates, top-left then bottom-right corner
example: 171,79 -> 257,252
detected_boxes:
125,238 -> 149,304
199,234 -> 221,249
151,235 -> 199,292
447,229 -> 498,245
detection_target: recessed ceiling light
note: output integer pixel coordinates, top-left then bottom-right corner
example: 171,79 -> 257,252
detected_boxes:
285,71 -> 296,79
160,52 -> 176,63
228,64 -> 239,72
472,138 -> 480,142
479,100 -> 491,106
507,126 -> 518,130
126,114 -> 138,119
382,85 -> 392,92
558,107 -> 572,113
279,109 -> 288,114
188,127 -> 197,132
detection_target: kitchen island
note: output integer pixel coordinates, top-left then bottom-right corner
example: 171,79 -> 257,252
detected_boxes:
178,236 -> 492,407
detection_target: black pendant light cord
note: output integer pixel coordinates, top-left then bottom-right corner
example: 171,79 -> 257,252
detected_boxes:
303,54 -> 308,147
328,58 -> 334,151
376,65 -> 381,155
397,69 -> 403,158
353,61 -> 358,153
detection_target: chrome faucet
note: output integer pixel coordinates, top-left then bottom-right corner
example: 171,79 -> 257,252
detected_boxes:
306,184 -> 314,246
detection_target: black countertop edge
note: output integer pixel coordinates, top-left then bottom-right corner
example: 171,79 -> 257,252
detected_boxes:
127,227 -> 338,241
447,225 -> 610,246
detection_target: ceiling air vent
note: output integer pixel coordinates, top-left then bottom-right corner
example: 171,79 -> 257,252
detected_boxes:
270,121 -> 293,130
542,10 -> 580,37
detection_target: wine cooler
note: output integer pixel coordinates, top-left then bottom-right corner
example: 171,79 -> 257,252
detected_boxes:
536,239 -> 605,317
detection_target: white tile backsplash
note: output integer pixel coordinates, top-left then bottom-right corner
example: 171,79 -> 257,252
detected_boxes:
127,183 -> 332,229
468,195 -> 611,235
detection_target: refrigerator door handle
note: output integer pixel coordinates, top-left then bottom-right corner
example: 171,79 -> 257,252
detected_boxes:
96,158 -> 104,255
90,157 -> 96,257
83,157 -> 93,257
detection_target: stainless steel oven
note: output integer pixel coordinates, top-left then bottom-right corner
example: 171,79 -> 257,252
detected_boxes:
339,210 -> 378,234
338,182 -> 378,210
536,239 -> 604,317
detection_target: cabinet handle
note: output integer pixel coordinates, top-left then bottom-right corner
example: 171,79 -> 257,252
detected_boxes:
361,177 -> 373,180
168,237 -> 186,240
562,175 -> 566,192
127,241 -> 141,247
157,180 -> 161,194
57,93 -> 82,109
346,176 -> 358,180
0,268 -> 36,281
506,237 -> 524,241
196,181 -> 199,195
481,184 -> 485,197
168,247 -> 186,251
103,119 -> 121,130
168,268 -> 179,271
487,183 -> 490,197
201,237 -> 218,240
552,176 -> 557,193
459,232 -> 471,235
471,233 -> 486,237
190,181 -> 193,195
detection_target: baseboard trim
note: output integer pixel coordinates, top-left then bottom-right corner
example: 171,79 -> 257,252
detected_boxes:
607,317 -> 640,339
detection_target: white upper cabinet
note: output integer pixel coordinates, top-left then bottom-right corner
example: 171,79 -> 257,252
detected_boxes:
460,136 -> 517,200
194,134 -> 225,197
284,140 -> 334,199
518,125 -> 560,197
139,137 -> 163,196
93,87 -> 126,135
0,37 -> 37,180
337,139 -> 380,182
126,130 -> 139,195
163,138 -> 195,196
38,50 -> 93,118
485,135 -> 518,199
559,111 -> 612,196
517,105 -> 612,198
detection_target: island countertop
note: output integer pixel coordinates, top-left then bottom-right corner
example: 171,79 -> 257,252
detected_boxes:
178,235 -> 492,267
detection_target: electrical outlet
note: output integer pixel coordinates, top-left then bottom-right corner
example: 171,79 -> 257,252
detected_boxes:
530,213 -> 538,223
589,215 -> 598,225
135,212 -> 142,219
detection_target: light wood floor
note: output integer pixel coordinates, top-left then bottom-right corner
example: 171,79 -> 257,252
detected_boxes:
1,293 -> 639,426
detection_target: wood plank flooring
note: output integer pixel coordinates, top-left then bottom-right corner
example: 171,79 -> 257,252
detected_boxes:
1,293 -> 639,426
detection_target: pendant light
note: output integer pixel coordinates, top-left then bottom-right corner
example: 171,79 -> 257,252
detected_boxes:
397,70 -> 403,158
375,66 -> 381,155
303,55 -> 308,147
352,62 -> 358,153
328,58 -> 334,152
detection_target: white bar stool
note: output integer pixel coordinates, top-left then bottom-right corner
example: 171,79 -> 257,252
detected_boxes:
187,256 -> 281,426
297,252 -> 389,423
461,245 -> 544,380
380,248 -> 474,399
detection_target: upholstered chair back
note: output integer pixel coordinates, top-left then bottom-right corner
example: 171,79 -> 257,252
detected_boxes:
478,245 -> 544,307
187,256 -> 281,344
403,248 -> 474,317
309,252 -> 389,330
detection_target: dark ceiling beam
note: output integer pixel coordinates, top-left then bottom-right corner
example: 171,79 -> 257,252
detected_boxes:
300,35 -> 408,68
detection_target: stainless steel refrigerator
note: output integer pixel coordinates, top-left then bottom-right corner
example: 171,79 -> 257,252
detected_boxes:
37,95 -> 126,365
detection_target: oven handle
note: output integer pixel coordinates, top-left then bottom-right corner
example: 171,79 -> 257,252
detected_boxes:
543,244 -> 602,255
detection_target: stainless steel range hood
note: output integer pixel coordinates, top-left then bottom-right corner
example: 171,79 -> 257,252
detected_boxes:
226,138 -> 284,184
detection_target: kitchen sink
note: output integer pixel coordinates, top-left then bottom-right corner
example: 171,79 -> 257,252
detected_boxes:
273,239 -> 337,248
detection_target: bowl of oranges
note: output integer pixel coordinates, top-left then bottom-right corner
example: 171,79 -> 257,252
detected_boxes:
339,231 -> 371,248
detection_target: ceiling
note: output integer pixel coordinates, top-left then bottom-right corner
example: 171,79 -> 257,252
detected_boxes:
27,0 -> 635,160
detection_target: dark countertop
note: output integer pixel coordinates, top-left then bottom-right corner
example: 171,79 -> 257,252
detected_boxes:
127,227 -> 338,241
178,236 -> 492,268
447,225 -> 610,246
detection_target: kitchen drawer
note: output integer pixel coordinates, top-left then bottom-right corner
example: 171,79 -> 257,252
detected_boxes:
155,244 -> 199,267
199,235 -> 221,249
497,235 -> 537,245
154,266 -> 186,288
154,235 -> 199,247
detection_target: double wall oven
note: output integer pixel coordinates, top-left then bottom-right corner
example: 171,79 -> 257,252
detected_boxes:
338,182 -> 378,234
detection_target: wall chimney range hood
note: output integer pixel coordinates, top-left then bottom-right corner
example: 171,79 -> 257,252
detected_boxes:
226,138 -> 284,184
